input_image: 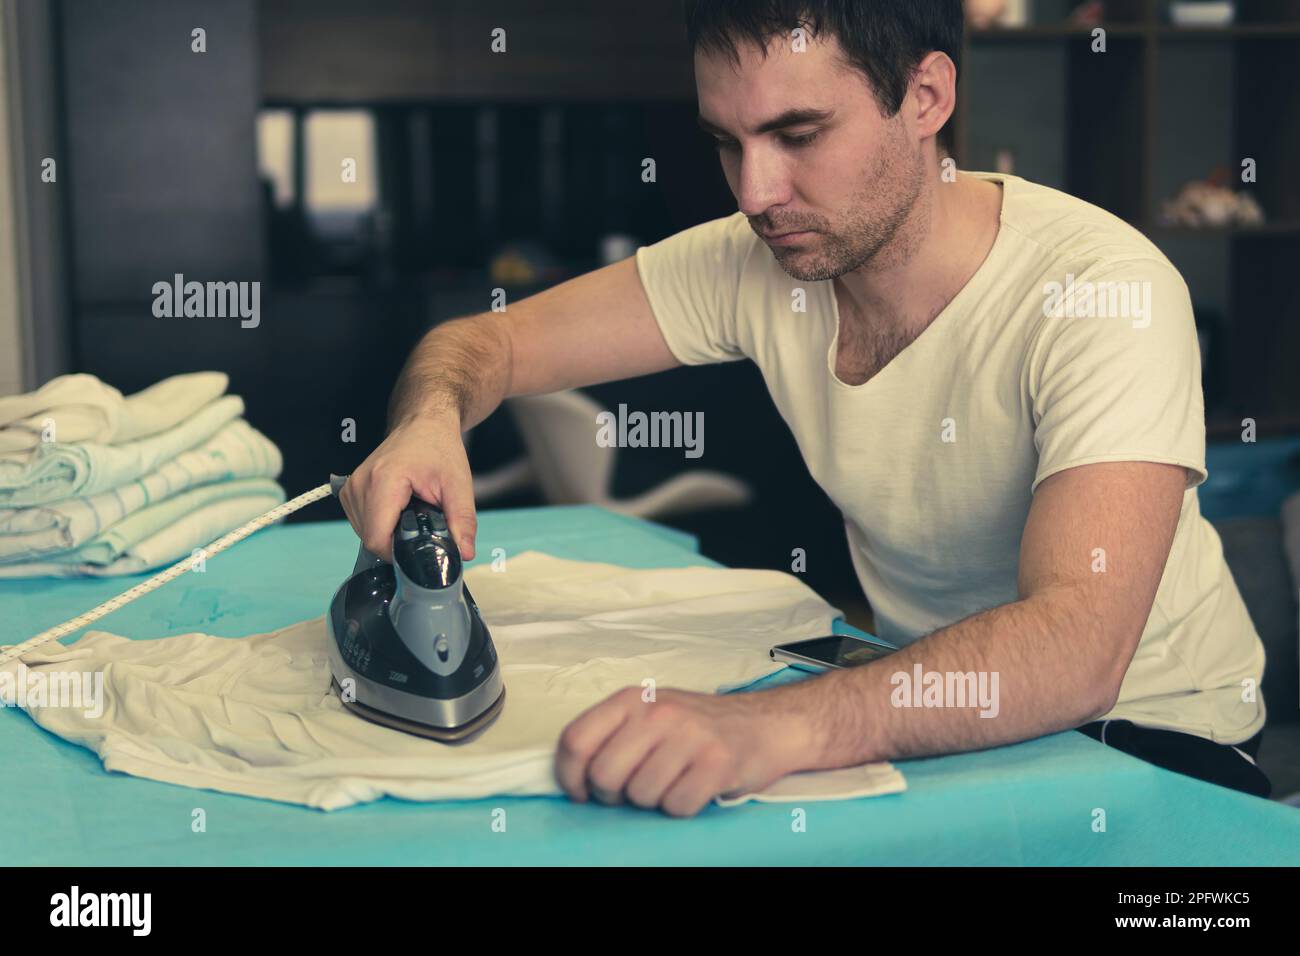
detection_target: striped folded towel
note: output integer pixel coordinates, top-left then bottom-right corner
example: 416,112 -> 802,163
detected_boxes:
0,478 -> 287,578
0,419 -> 281,562
0,395 -> 244,507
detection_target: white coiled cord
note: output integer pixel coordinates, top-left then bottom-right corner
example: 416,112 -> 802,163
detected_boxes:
0,482 -> 336,668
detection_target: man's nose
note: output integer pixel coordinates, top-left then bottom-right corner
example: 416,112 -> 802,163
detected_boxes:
734,149 -> 791,218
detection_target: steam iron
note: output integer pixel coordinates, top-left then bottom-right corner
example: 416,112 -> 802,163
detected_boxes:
327,495 -> 505,742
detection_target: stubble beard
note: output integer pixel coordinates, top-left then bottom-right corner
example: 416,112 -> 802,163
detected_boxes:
768,128 -> 926,283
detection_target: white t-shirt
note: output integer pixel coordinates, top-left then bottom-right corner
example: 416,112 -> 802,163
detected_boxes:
635,171 -> 1265,745
2,554 -> 899,810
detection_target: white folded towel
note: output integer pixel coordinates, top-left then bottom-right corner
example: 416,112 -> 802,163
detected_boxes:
0,419 -> 281,561
0,479 -> 287,577
0,394 -> 244,507
0,371 -> 228,452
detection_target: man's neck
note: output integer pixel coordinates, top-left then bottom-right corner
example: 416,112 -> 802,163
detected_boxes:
833,170 -> 1003,332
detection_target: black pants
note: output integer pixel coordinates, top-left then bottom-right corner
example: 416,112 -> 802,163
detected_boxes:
1076,719 -> 1271,798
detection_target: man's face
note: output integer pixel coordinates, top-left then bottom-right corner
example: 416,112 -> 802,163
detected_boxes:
695,32 -> 924,281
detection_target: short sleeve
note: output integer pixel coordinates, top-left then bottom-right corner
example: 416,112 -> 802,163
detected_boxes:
634,213 -> 751,365
1028,257 -> 1207,493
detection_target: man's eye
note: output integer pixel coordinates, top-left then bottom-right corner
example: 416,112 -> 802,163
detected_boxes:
713,139 -> 739,152
781,131 -> 820,148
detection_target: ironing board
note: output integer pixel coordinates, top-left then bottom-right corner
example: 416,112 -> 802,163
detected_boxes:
3,505 -> 1298,865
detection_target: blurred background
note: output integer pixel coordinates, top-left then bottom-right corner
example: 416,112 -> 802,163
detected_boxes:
2,0 -> 1299,785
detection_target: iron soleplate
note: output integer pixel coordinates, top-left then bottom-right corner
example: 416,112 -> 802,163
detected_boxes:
330,677 -> 506,743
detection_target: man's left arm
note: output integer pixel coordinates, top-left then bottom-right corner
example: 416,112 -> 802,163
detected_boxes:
555,459 -> 1186,816
796,458 -> 1186,768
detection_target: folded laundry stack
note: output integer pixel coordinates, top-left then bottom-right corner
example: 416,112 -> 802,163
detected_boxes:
0,372 -> 285,577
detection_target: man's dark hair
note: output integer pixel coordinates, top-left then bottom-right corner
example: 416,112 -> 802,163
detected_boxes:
682,0 -> 964,153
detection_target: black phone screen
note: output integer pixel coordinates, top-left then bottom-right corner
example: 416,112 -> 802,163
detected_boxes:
783,635 -> 895,667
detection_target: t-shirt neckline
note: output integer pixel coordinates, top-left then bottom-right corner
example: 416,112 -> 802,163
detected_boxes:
825,171 -> 1014,391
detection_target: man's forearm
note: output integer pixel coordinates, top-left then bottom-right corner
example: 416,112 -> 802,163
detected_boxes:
387,313 -> 513,431
771,593 -> 1125,771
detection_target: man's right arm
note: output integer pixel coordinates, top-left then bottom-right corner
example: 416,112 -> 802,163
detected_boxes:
341,256 -> 681,560
389,256 -> 680,430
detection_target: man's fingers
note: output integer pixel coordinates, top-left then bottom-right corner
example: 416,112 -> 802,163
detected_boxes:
362,471 -> 414,562
337,479 -> 363,541
555,693 -> 635,802
661,749 -> 730,818
624,734 -> 697,809
584,713 -> 667,806
438,468 -> 479,561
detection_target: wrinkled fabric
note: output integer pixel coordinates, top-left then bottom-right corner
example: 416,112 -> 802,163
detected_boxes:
0,395 -> 244,507
0,481 -> 286,577
1,552 -> 904,810
0,420 -> 281,561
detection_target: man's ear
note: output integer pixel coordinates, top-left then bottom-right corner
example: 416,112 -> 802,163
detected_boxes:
908,50 -> 957,141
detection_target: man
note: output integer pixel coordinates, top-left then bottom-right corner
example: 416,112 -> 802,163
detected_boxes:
340,0 -> 1269,815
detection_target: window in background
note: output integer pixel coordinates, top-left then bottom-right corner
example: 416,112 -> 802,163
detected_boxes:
252,102 -> 730,283
256,108 -> 295,210
304,109 -> 380,246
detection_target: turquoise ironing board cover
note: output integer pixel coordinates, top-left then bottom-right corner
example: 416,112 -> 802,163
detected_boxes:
3,506 -> 1298,865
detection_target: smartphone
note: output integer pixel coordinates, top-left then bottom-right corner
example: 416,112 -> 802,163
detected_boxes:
770,634 -> 897,673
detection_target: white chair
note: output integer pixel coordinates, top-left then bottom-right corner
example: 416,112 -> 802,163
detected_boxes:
461,419 -> 537,503
470,456 -> 536,503
505,390 -> 752,519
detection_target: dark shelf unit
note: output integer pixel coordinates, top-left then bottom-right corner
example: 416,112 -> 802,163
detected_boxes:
955,0 -> 1300,437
